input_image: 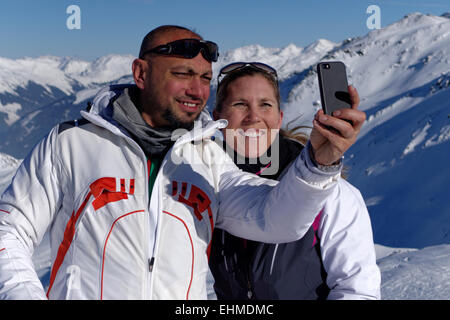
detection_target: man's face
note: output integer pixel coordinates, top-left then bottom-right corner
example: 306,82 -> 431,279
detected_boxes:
139,31 -> 213,130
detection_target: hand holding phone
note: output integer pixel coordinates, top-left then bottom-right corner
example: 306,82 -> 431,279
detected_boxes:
310,62 -> 366,166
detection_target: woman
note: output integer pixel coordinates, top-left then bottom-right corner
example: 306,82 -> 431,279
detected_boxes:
208,62 -> 380,300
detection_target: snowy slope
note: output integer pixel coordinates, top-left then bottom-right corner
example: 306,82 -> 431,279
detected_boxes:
0,54 -> 134,96
347,86 -> 450,248
0,74 -> 133,157
377,244 -> 450,300
0,55 -> 134,158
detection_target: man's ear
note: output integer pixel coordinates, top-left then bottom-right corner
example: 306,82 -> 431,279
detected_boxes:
132,59 -> 147,90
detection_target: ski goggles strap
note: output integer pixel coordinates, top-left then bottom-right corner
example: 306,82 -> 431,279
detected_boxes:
139,38 -> 219,62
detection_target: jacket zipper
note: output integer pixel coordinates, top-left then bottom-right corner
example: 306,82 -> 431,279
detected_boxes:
93,121 -> 154,299
148,257 -> 155,272
147,149 -> 172,299
247,278 -> 253,299
244,240 -> 254,300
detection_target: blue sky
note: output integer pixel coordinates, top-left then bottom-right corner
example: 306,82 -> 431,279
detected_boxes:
0,0 -> 449,60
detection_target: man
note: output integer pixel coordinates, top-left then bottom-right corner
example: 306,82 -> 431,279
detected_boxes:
0,25 -> 366,299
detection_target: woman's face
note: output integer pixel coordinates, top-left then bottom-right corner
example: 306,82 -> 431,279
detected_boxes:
214,74 -> 283,158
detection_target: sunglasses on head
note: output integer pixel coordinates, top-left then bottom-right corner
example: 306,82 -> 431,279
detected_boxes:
139,38 -> 219,62
217,62 -> 278,86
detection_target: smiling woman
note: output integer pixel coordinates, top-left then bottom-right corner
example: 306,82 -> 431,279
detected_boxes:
208,61 -> 381,300
214,64 -> 283,159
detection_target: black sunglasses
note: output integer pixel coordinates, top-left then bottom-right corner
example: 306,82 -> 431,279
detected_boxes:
217,62 -> 278,86
139,38 -> 219,62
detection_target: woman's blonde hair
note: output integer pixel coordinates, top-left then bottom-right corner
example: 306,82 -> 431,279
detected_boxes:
280,127 -> 309,147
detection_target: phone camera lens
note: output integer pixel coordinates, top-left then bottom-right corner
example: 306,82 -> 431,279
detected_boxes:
323,64 -> 330,69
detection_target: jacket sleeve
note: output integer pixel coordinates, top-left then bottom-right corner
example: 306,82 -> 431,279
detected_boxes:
0,127 -> 62,299
215,143 -> 341,243
319,180 -> 381,300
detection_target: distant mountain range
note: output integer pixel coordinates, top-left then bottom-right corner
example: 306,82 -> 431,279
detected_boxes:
0,12 -> 449,248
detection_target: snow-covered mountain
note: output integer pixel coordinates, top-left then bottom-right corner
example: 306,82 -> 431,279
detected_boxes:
0,55 -> 134,157
0,12 -> 449,298
2,11 -> 448,248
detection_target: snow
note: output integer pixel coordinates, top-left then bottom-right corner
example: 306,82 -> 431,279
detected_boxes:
0,56 -> 70,95
0,54 -> 135,96
1,11 -> 449,299
424,125 -> 450,148
74,87 -> 103,105
402,122 -> 432,156
0,102 -> 22,126
0,153 -> 21,195
378,244 -> 450,300
374,244 -> 417,260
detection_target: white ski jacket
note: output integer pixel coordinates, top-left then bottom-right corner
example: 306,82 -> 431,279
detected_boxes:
206,139 -> 381,300
0,85 -> 340,300
319,178 -> 381,299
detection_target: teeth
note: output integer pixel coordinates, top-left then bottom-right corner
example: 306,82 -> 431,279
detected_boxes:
182,102 -> 196,107
244,131 -> 261,137
237,129 -> 265,137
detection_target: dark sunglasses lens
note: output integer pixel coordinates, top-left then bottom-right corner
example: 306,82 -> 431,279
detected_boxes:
202,41 -> 219,62
170,40 -> 198,58
171,40 -> 218,62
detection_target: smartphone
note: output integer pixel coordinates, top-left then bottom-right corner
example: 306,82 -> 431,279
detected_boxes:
317,61 -> 352,116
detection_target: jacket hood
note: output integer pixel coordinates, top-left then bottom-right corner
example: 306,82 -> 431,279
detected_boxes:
81,84 -> 227,145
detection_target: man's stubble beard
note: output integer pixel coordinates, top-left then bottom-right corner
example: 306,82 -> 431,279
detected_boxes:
145,90 -> 202,132
161,107 -> 198,131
